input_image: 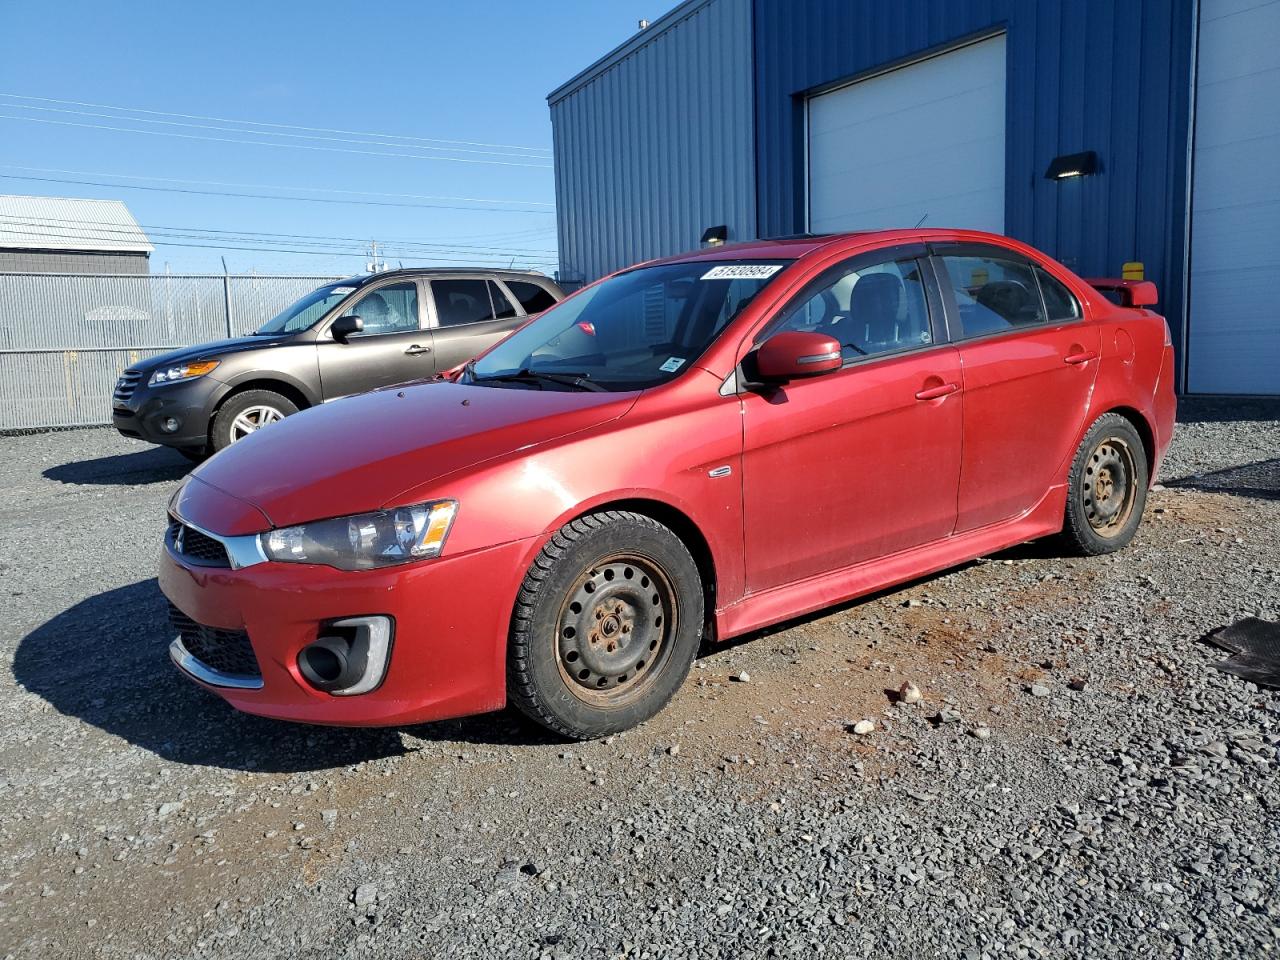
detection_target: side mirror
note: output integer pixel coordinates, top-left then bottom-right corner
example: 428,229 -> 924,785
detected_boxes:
754,331 -> 843,381
331,315 -> 363,342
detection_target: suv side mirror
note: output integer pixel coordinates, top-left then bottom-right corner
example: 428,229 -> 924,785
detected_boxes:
754,331 -> 843,381
331,315 -> 363,342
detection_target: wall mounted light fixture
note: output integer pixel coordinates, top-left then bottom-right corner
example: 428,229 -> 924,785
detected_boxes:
1045,151 -> 1099,180
701,225 -> 728,246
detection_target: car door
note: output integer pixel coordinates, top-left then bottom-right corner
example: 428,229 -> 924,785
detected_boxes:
426,277 -> 526,371
932,244 -> 1102,531
740,247 -> 964,593
315,279 -> 434,399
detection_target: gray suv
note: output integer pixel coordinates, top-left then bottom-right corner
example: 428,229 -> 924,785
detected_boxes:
112,268 -> 563,458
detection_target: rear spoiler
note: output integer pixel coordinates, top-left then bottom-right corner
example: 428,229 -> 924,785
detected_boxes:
1085,278 -> 1159,308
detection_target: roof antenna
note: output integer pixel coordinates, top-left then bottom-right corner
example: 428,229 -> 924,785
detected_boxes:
914,213 -> 929,228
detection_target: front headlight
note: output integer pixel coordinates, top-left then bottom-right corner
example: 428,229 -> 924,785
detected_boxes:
259,500 -> 458,570
149,359 -> 220,386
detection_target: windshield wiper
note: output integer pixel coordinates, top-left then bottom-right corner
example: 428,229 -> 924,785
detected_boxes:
473,368 -> 607,392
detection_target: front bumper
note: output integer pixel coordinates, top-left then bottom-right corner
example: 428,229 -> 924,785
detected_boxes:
158,535 -> 535,726
113,375 -> 225,448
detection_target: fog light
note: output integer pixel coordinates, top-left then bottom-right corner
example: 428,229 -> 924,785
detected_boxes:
296,615 -> 392,695
161,417 -> 181,433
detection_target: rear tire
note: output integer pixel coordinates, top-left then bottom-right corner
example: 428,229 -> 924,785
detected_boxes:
210,389 -> 298,451
507,511 -> 704,740
1060,412 -> 1149,555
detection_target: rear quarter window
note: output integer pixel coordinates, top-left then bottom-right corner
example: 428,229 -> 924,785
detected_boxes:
504,280 -> 558,314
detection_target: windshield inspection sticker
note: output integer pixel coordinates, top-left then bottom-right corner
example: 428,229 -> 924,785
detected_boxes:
701,264 -> 785,281
659,357 -> 687,373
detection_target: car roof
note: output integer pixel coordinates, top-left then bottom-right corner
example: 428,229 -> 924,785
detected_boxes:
635,228 -> 1034,269
341,267 -> 556,285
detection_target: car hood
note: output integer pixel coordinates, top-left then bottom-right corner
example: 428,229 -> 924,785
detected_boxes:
141,334 -> 294,372
191,380 -> 639,532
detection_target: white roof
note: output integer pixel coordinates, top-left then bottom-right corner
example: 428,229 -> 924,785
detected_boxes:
0,195 -> 153,254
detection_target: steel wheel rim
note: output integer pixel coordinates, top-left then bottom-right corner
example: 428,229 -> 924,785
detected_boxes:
229,405 -> 284,442
556,553 -> 677,706
1082,436 -> 1137,537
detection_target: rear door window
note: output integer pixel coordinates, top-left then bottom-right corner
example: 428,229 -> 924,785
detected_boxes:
432,279 -> 497,327
940,254 -> 1049,338
487,280 -> 518,319
1035,266 -> 1082,321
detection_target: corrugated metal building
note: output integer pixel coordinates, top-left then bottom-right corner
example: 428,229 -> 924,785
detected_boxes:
549,0 -> 1280,395
0,195 -> 153,274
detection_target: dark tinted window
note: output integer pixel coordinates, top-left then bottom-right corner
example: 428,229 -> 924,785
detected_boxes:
505,279 -> 558,314
1035,266 -> 1082,321
342,282 -> 418,336
488,281 -> 518,319
433,279 -> 496,327
774,257 -> 933,360
941,255 -> 1048,337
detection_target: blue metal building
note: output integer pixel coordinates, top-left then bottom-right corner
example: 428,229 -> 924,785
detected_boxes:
549,0 -> 1280,395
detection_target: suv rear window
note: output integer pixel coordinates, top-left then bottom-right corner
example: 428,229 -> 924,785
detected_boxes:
433,279 -> 498,327
504,280 -> 558,315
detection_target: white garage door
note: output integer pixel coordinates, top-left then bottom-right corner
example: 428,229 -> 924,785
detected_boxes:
1188,0 -> 1280,394
807,34 -> 1006,235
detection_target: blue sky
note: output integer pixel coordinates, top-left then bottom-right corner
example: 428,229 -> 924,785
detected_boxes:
0,1 -> 668,275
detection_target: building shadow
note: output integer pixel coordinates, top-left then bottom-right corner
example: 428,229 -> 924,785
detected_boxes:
42,446 -> 192,486
1165,457 -> 1280,501
12,580 -> 559,773
1177,397 -> 1280,424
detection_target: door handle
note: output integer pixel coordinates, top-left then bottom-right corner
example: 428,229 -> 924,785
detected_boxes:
915,382 -> 959,401
1064,349 -> 1097,365
404,344 -> 431,356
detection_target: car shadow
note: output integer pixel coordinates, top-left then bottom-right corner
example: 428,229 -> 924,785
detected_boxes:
12,579 -> 561,773
43,446 -> 193,486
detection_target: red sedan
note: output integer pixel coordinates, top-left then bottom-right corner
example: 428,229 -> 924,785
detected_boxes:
161,230 -> 1176,739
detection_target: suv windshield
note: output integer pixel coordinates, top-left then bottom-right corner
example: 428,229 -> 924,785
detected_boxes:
469,260 -> 793,391
255,282 -> 359,335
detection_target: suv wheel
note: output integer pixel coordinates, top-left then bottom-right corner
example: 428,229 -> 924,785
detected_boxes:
507,511 -> 705,739
211,390 -> 299,451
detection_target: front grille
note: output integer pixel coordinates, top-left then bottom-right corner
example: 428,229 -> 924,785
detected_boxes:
167,517 -> 231,567
168,602 -> 261,679
113,369 -> 143,405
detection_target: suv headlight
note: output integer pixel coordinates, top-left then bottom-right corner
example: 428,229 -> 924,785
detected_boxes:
259,500 -> 458,570
149,359 -> 220,386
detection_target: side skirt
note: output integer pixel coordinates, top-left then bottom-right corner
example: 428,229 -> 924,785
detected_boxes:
715,484 -> 1068,641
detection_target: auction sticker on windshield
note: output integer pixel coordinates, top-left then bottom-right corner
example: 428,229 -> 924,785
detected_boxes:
701,264 -> 785,281
659,357 -> 686,373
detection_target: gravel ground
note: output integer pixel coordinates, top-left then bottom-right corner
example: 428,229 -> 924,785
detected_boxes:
1,401 -> 1278,959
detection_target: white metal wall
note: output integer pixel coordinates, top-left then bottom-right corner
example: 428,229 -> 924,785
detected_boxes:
806,34 -> 1007,234
1187,0 -> 1280,394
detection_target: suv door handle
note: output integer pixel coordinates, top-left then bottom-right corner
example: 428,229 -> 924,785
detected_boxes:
915,382 -> 959,401
404,344 -> 431,356
1064,349 -> 1097,365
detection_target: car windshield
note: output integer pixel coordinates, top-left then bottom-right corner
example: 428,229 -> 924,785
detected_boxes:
255,282 -> 359,335
468,259 -> 793,391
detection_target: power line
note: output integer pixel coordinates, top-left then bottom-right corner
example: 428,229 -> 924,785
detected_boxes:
0,173 -> 556,215
0,114 -> 554,168
0,214 -> 559,259
5,103 -> 550,161
0,225 -> 557,265
0,164 -> 554,207
0,92 -> 552,154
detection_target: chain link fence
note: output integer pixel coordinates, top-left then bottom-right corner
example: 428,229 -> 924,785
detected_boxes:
0,273 -> 339,432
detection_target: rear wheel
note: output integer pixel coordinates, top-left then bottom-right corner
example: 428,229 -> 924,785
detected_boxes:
210,389 -> 298,451
507,511 -> 704,739
1060,413 -> 1149,555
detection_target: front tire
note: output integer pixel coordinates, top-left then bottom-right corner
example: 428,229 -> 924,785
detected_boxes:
1060,412 -> 1149,555
507,511 -> 705,739
210,389 -> 298,451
